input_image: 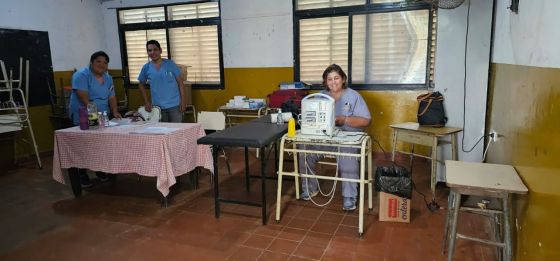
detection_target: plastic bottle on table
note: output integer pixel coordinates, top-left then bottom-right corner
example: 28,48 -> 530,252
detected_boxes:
276,109 -> 284,125
103,111 -> 109,127
288,118 -> 296,137
97,112 -> 104,128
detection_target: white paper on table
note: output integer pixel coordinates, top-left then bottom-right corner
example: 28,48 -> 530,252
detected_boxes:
129,127 -> 180,135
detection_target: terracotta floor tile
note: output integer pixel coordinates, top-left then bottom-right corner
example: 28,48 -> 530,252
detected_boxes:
301,231 -> 332,248
243,234 -> 275,249
309,221 -> 338,235
287,218 -> 315,230
292,243 -> 326,260
228,245 -> 263,260
277,228 -> 307,242
267,238 -> 299,255
258,251 -> 290,261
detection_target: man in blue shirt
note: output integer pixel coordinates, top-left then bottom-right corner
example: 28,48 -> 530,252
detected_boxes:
138,40 -> 186,122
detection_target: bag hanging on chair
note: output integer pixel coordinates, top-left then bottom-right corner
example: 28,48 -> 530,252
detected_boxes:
417,91 -> 447,127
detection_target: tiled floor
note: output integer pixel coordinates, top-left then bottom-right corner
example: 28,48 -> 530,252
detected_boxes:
0,149 -> 498,260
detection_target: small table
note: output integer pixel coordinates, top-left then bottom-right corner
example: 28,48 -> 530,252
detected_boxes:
52,123 -> 214,200
197,115 -> 287,225
443,160 -> 528,261
218,106 -> 267,127
275,131 -> 373,236
390,122 -> 462,199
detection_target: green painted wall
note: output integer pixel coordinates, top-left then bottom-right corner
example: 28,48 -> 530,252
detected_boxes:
487,63 -> 560,260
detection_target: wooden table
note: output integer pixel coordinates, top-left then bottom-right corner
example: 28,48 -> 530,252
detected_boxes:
52,123 -> 214,200
390,122 -> 462,199
443,160 -> 528,261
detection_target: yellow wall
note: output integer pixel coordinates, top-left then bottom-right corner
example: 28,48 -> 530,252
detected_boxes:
487,63 -> 560,260
2,67 -> 426,164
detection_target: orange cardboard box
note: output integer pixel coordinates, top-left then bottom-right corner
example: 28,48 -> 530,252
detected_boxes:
379,192 -> 410,223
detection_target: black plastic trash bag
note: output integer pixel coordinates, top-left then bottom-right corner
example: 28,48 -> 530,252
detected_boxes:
374,162 -> 413,199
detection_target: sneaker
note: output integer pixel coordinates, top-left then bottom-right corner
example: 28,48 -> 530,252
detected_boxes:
342,197 -> 356,211
96,172 -> 109,182
300,189 -> 319,201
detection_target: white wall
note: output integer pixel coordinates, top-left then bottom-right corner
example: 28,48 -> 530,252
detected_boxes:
493,0 -> 560,68
0,0 -> 106,71
434,0 -> 494,177
221,0 -> 293,68
101,0 -> 293,69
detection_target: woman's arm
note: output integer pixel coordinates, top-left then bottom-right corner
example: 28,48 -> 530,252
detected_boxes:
108,96 -> 122,119
335,115 -> 371,128
76,90 -> 90,106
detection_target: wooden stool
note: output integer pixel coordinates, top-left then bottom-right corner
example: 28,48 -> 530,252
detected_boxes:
443,161 -> 528,261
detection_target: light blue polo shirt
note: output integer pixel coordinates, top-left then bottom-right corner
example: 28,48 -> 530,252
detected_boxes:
68,67 -> 115,125
322,88 -> 371,132
137,59 -> 181,109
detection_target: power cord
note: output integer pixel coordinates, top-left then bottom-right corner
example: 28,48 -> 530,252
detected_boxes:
409,159 -> 440,212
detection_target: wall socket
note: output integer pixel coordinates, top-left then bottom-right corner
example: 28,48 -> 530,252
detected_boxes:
490,130 -> 498,142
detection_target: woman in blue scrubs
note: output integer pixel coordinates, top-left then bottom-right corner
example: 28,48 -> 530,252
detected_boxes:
138,40 -> 186,122
68,51 -> 122,187
299,64 -> 371,211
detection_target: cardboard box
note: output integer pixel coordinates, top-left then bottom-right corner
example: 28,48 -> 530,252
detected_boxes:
379,192 -> 410,223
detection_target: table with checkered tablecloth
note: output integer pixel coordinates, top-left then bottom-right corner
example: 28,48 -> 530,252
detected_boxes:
52,122 -> 213,196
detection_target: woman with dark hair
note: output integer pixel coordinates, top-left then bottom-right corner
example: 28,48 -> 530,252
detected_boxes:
299,64 -> 371,211
68,51 -> 122,187
137,40 -> 186,122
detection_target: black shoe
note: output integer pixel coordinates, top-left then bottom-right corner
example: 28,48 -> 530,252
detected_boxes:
96,172 -> 109,182
80,174 -> 94,188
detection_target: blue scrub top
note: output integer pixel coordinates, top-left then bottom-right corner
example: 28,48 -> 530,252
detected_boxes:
137,59 -> 181,109
322,88 -> 371,132
68,67 -> 115,125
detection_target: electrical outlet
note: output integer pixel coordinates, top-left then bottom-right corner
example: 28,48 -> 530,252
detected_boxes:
490,130 -> 498,142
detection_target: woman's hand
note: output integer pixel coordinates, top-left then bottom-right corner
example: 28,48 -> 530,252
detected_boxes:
180,103 -> 186,112
335,115 -> 347,126
144,102 -> 152,112
112,111 -> 122,119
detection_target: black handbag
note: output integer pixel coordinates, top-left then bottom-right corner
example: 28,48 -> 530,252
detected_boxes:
417,91 -> 447,127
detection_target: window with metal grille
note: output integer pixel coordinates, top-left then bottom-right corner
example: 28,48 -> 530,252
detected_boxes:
295,0 -> 436,90
117,1 -> 223,89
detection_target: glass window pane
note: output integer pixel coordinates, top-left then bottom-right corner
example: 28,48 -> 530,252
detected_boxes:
169,26 -> 221,84
168,2 -> 220,21
297,0 -> 365,10
299,17 -> 349,84
124,30 -> 167,83
119,7 -> 165,24
351,10 -> 429,84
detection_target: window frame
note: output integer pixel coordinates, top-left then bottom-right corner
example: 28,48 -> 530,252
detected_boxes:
117,1 -> 225,90
293,0 -> 434,90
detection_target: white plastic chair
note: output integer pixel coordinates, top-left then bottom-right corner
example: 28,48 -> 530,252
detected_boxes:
138,106 -> 161,123
197,111 -> 232,176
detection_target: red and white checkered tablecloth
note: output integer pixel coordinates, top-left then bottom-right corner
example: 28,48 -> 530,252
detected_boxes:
52,123 -> 213,196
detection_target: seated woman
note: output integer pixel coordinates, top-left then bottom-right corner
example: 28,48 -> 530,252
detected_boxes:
299,64 -> 371,211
